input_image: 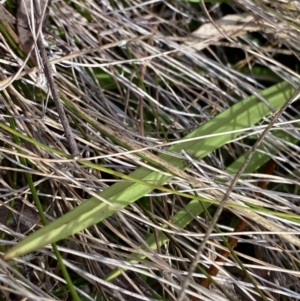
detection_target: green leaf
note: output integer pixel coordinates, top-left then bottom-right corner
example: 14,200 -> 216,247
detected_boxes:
4,81 -> 294,260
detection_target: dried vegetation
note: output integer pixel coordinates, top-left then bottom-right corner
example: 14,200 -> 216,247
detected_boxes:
0,0 -> 300,300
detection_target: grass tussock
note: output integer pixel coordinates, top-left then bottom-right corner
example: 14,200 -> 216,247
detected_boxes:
0,0 -> 300,300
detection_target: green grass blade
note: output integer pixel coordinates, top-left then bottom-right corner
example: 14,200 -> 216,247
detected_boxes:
4,81 -> 295,260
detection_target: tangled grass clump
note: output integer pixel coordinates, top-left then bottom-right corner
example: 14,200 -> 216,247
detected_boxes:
0,0 -> 300,300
